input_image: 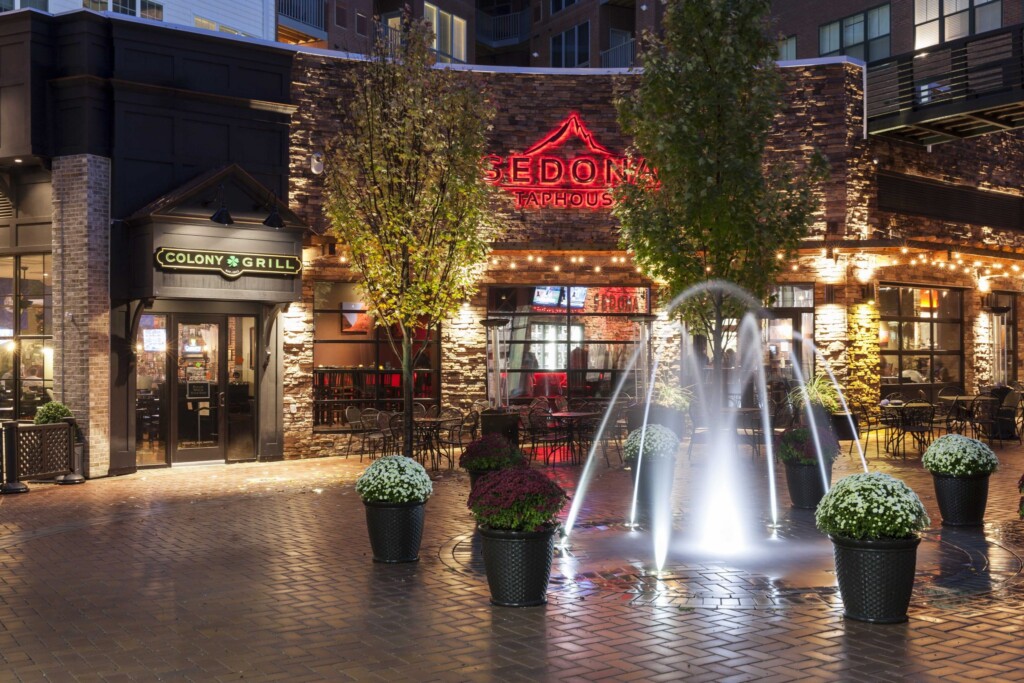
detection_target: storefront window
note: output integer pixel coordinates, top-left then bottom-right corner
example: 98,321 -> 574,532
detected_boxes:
0,254 -> 53,420
878,284 -> 963,399
136,314 -> 167,466
312,282 -> 440,429
487,285 -> 649,402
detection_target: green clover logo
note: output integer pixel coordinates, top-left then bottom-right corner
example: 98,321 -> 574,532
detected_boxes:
226,255 -> 240,268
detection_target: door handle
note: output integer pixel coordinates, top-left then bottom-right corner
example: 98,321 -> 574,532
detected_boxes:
219,391 -> 226,408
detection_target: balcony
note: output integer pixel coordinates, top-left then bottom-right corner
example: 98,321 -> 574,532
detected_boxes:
477,8 -> 530,49
277,0 -> 326,42
600,38 -> 635,69
867,25 -> 1024,146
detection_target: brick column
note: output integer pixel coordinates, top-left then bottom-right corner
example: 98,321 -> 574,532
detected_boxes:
51,155 -> 111,478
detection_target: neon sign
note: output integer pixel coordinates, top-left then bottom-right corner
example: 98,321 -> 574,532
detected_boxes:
484,112 -> 654,210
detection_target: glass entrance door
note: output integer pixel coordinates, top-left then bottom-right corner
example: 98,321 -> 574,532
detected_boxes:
173,318 -> 223,463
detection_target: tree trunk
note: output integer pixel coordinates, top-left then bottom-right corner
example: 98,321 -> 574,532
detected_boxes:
402,324 -> 415,458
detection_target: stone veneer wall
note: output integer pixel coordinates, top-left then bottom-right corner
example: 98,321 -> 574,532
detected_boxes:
285,52 -> 1024,459
52,155 -> 111,477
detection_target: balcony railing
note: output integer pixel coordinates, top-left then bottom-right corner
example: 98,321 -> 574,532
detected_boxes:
477,8 -> 531,48
376,21 -> 466,63
600,38 -> 635,69
277,0 -> 325,32
866,24 -> 1024,144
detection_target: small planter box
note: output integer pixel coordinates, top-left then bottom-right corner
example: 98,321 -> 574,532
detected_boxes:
2,420 -> 80,493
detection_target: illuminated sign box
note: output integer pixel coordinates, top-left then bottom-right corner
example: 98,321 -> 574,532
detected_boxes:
154,247 -> 302,279
484,112 -> 656,210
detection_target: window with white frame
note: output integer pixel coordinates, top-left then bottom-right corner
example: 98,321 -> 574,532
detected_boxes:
551,0 -> 576,14
915,0 -> 1001,49
777,35 -> 796,61
112,0 -> 135,14
423,2 -> 466,63
820,4 -> 890,61
83,0 -> 107,9
551,22 -> 589,67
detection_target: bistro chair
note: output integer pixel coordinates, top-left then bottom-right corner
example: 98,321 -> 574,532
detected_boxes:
969,395 -> 1002,446
686,403 -> 712,459
527,409 -> 570,465
997,391 -> 1023,445
895,401 -> 934,459
358,408 -> 384,461
851,401 -> 883,460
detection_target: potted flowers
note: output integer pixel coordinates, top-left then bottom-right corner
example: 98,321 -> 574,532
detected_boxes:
815,472 -> 930,623
458,433 -> 526,489
623,424 -> 680,518
922,434 -> 999,526
355,456 -> 433,563
777,426 -> 840,509
467,467 -> 568,606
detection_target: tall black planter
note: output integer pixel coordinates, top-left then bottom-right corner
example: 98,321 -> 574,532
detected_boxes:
831,535 -> 920,623
629,456 -> 676,521
784,460 -> 833,509
363,500 -> 426,563
478,525 -> 556,606
932,472 -> 990,526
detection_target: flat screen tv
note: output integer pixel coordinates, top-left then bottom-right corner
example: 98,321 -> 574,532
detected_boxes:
533,286 -> 563,307
569,287 -> 587,308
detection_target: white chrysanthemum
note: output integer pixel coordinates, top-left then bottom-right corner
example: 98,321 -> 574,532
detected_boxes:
355,456 -> 433,503
922,434 -> 998,477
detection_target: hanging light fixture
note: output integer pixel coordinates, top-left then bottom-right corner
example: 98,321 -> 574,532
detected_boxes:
209,184 -> 233,225
263,192 -> 285,229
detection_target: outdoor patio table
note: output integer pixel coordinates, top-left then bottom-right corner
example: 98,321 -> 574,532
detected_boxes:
413,416 -> 451,470
551,411 -> 601,464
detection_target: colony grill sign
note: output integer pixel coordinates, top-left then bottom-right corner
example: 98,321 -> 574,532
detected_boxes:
484,112 -> 654,210
154,247 -> 301,279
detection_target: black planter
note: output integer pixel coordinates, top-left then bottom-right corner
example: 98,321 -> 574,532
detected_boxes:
932,472 -> 990,526
629,456 -> 676,520
784,460 -> 833,509
831,535 -> 920,623
480,409 -> 520,448
363,500 -> 426,563
478,525 -> 556,606
625,403 -> 686,440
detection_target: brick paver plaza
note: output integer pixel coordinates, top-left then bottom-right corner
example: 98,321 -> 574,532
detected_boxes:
1,433 -> 1023,681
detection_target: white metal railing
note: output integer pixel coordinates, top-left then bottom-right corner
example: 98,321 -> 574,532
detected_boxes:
277,0 -> 325,32
600,38 -> 635,68
375,21 -> 466,64
477,7 -> 531,46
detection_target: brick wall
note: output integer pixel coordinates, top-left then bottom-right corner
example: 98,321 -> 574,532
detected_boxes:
52,155 -> 111,478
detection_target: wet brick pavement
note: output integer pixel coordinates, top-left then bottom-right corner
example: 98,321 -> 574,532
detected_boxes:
0,437 -> 1023,682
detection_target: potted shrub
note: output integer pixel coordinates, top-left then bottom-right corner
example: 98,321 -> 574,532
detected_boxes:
34,401 -> 73,425
922,434 -> 999,526
467,467 -> 568,607
623,424 -> 680,518
355,455 -> 433,563
815,472 -> 930,623
787,375 -> 853,437
777,426 -> 840,509
458,433 -> 526,489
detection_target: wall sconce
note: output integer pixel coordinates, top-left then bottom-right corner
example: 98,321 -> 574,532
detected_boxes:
860,283 -> 875,304
310,152 -> 324,175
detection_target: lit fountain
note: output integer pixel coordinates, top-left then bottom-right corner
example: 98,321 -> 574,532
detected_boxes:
561,280 -> 867,575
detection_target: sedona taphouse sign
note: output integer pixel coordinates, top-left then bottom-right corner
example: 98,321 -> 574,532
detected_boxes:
484,112 -> 654,210
155,247 -> 301,279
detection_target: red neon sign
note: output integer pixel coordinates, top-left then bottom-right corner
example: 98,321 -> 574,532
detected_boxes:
484,112 -> 655,210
